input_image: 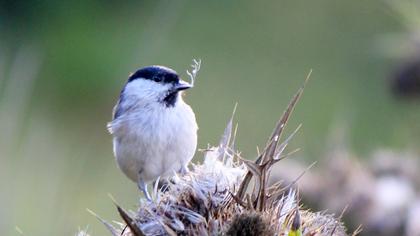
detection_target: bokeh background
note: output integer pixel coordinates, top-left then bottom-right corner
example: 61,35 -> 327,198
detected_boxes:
1,1 -> 419,235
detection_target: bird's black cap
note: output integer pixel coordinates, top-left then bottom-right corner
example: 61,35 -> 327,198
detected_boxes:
128,66 -> 180,84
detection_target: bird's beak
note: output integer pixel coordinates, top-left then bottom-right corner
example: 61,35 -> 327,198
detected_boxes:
174,80 -> 192,91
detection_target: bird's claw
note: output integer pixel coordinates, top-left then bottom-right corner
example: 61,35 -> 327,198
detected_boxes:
138,180 -> 152,202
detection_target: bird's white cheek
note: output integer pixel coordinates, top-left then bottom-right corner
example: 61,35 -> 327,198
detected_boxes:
122,79 -> 172,105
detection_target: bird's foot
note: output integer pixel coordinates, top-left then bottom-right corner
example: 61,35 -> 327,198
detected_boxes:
179,165 -> 189,175
137,180 -> 152,202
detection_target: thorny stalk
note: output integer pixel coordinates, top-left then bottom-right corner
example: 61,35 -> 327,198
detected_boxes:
235,70 -> 312,211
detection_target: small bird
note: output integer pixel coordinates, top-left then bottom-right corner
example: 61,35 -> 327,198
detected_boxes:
108,65 -> 198,200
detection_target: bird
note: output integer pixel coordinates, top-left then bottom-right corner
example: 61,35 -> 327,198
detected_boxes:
108,65 -> 198,201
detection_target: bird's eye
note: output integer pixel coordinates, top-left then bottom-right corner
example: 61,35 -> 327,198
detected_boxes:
153,76 -> 162,82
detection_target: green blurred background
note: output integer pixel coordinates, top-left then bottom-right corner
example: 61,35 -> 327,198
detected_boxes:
1,1 -> 419,235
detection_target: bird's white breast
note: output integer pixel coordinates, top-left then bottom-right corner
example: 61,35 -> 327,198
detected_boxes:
110,100 -> 197,183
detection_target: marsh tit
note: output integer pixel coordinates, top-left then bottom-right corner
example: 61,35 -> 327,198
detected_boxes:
108,65 -> 199,201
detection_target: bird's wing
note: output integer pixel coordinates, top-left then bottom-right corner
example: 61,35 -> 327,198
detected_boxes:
108,99 -> 122,134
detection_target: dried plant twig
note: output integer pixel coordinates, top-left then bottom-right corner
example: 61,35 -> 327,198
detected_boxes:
186,59 -> 201,87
